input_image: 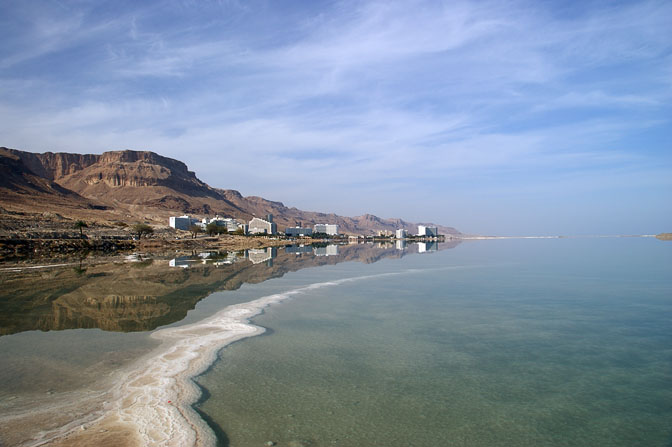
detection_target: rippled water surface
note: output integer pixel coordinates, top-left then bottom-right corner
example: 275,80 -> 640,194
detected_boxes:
197,238 -> 672,447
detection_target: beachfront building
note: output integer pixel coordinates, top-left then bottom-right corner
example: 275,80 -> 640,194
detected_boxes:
249,216 -> 277,235
418,225 -> 438,237
169,215 -> 200,230
395,229 -> 408,239
203,216 -> 247,233
225,218 -> 247,233
313,224 -> 338,235
285,227 -> 313,237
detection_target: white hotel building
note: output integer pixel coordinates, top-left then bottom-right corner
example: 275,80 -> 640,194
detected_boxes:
418,225 -> 438,237
313,224 -> 338,235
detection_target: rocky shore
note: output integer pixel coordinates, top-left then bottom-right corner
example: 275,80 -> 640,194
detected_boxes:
0,235 -> 295,262
0,238 -> 136,259
0,210 -> 294,261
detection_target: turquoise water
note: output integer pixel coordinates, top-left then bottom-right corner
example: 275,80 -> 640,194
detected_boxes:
0,244 -> 414,445
196,238 -> 672,447
0,239 -> 670,446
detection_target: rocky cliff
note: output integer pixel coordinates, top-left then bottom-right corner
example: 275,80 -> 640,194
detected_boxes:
0,147 -> 459,235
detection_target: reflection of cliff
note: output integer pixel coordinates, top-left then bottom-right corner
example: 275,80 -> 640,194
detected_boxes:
0,242 -> 460,336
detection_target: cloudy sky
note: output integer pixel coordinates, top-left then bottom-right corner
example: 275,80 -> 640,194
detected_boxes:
1,0 -> 670,235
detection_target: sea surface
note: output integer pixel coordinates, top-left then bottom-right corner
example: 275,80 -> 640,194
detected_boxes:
0,238 -> 670,447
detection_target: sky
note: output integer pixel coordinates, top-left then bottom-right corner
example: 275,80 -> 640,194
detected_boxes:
0,0 -> 670,235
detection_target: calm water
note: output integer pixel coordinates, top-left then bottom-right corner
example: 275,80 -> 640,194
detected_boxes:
0,238 -> 670,447
196,238 -> 672,447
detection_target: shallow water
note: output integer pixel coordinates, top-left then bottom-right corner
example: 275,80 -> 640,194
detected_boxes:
196,238 -> 672,447
1,239 -> 670,446
0,243 -> 418,446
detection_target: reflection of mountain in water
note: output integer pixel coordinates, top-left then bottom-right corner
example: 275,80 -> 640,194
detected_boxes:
0,241 -> 459,336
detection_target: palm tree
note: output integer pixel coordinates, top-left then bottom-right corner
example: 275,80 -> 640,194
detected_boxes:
74,220 -> 88,239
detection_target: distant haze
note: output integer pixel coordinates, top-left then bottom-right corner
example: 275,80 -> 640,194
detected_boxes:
0,0 -> 670,235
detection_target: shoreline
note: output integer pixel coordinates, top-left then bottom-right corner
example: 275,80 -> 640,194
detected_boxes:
27,274 -> 400,447
459,234 -> 656,240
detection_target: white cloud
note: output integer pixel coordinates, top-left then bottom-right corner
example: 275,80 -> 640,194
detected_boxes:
1,0 -> 670,233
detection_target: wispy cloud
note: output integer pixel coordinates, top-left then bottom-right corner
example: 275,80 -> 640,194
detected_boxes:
0,0 -> 670,234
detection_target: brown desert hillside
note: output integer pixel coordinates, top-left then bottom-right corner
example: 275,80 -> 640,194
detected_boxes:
0,147 -> 459,235
0,148 -> 111,215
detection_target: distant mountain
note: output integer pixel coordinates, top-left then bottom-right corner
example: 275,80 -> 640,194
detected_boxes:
0,147 -> 460,235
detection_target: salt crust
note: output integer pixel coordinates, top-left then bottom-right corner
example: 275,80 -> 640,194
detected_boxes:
23,271 -> 407,447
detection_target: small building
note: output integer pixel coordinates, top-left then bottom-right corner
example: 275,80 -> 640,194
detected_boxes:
203,216 -> 247,233
418,225 -> 438,237
313,224 -> 338,235
169,215 -> 200,231
395,229 -> 408,239
249,216 -> 277,235
285,227 -> 313,237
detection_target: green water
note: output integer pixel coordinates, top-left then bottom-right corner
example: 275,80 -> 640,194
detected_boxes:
0,244 -> 414,445
196,238 -> 672,447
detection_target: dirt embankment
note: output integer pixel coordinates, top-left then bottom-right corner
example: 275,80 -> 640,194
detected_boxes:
0,207 -> 298,261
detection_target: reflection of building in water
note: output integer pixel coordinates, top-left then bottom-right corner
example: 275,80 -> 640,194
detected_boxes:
417,242 -> 439,253
247,247 -> 278,265
170,251 -> 245,267
212,251 -> 242,265
396,239 -> 407,251
285,245 -> 314,255
313,245 -> 339,256
169,256 -> 192,268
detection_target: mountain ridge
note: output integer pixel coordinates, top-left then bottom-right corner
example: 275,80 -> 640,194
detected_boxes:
0,147 -> 460,236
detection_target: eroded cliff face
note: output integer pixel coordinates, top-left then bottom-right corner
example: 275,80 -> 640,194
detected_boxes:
9,149 -> 193,182
1,147 -> 460,235
2,148 -> 243,215
0,148 -> 101,212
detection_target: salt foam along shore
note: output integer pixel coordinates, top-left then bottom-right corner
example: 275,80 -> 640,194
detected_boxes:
28,271 -> 408,447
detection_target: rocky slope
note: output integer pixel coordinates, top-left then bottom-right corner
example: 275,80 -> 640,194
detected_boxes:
0,148 -> 103,209
0,147 -> 459,235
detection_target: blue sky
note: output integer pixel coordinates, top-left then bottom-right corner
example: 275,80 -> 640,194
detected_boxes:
0,0 -> 670,235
